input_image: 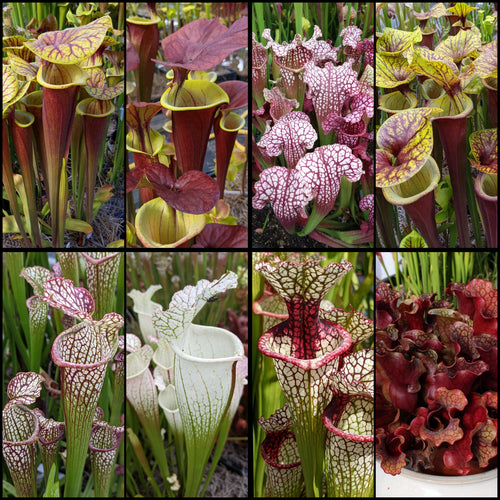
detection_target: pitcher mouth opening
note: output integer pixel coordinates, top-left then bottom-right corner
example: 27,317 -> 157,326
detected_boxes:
169,324 -> 244,363
258,321 -> 352,370
52,323 -> 115,370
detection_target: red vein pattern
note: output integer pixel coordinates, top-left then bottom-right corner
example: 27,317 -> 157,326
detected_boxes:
255,254 -> 374,495
258,405 -> 304,497
42,277 -> 95,321
2,404 -> 40,497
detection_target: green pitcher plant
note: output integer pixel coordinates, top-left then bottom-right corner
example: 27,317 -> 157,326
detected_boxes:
126,338 -> 173,494
152,271 -> 245,497
257,405 -> 304,497
2,372 -> 44,497
130,186 -> 246,248
81,251 -> 122,321
128,284 -> 163,344
89,420 -> 124,497
4,252 -> 125,497
134,197 -> 207,248
44,277 -> 123,497
33,409 -> 65,487
19,265 -> 52,373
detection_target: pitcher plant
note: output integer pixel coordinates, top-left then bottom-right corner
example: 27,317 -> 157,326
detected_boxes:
126,254 -> 248,497
252,4 -> 374,247
3,7 -> 124,248
3,251 -> 125,497
253,252 -> 374,497
126,5 -> 248,248
376,3 -> 498,247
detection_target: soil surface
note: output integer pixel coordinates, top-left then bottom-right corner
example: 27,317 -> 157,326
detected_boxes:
205,440 -> 248,497
140,439 -> 247,498
252,203 -> 330,248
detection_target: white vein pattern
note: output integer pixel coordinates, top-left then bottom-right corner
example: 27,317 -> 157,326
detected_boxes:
33,408 -> 65,478
304,60 -> 360,127
324,394 -> 374,497
128,284 -> 163,344
252,166 -> 313,233
296,144 -> 364,216
258,405 -> 304,497
46,277 -> 123,495
126,343 -> 160,428
82,252 -> 121,321
255,255 -> 374,496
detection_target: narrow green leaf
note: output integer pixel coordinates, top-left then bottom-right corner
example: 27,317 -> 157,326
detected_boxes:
42,463 -> 60,497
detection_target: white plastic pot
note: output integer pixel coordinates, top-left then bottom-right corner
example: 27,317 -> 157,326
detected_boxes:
376,459 -> 497,498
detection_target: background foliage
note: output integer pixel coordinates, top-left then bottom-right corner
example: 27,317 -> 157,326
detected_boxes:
377,251 -> 497,298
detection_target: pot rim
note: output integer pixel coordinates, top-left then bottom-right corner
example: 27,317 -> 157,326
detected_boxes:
376,458 -> 497,484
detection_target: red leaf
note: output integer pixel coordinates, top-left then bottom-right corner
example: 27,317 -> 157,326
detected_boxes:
377,351 -> 426,413
126,39 -> 140,72
376,424 -> 412,475
218,80 -> 248,111
447,279 -> 498,337
157,17 -> 247,78
146,162 -> 219,214
375,282 -> 401,329
192,224 -> 248,248
410,387 -> 467,447
376,281 -> 498,476
126,165 -> 147,193
442,392 -> 497,474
